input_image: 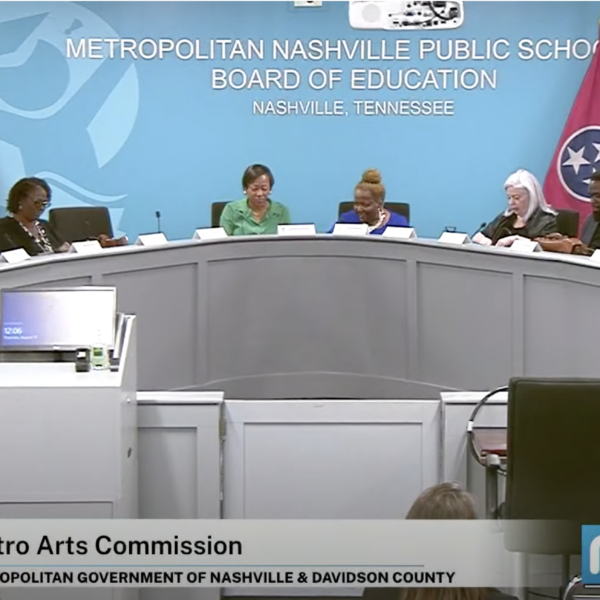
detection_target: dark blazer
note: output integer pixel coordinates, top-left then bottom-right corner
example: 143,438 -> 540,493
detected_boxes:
581,214 -> 600,249
363,588 -> 517,600
481,208 -> 558,245
0,216 -> 66,256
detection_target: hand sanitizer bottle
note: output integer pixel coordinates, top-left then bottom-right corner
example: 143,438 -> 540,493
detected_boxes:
90,329 -> 109,370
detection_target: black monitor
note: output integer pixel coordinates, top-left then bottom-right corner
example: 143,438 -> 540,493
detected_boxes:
0,287 -> 117,351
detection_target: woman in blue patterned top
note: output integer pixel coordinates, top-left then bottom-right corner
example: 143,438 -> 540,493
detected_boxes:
328,168 -> 409,234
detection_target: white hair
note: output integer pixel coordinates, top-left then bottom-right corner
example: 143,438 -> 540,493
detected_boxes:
503,169 -> 556,222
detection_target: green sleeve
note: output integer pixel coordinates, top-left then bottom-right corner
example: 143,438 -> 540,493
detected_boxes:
219,203 -> 235,235
280,204 -> 291,225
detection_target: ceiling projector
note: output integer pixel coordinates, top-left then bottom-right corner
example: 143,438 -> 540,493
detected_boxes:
349,0 -> 465,30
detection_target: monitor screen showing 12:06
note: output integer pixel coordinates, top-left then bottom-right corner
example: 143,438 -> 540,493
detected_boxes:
2,324 -> 37,344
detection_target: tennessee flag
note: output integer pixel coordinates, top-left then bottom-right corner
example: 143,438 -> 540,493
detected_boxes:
543,30 -> 600,227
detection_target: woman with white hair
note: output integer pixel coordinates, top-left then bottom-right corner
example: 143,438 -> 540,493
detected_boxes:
473,169 -> 558,247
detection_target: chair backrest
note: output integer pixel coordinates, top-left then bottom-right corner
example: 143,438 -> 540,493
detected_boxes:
556,209 -> 580,237
338,201 -> 410,223
503,377 -> 600,554
49,207 -> 113,243
211,202 -> 228,228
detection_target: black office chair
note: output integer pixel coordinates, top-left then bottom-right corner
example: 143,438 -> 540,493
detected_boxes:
503,378 -> 600,546
338,201 -> 410,223
211,202 -> 228,228
49,207 -> 114,243
472,378 -> 600,592
556,209 -> 580,237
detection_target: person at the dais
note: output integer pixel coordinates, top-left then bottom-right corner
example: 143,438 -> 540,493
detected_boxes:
329,169 -> 409,235
0,177 -> 70,255
219,164 -> 291,236
581,171 -> 600,250
473,169 -> 558,247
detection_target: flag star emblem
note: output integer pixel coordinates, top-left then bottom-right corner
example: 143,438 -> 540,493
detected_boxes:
562,146 -> 589,175
558,126 -> 600,202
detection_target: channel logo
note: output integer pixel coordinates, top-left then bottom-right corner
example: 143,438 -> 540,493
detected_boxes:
582,526 -> 600,584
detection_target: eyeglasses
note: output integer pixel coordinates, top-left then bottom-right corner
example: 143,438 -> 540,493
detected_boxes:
26,196 -> 50,209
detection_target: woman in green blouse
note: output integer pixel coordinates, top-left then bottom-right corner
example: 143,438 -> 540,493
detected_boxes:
220,164 -> 291,236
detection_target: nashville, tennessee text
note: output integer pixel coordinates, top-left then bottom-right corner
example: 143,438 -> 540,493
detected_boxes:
0,569 -> 457,586
254,99 -> 455,117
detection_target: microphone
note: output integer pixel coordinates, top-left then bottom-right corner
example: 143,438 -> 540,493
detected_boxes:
471,222 -> 487,238
155,211 -> 162,233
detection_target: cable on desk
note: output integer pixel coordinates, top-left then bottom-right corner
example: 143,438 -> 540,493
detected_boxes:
466,385 -> 509,471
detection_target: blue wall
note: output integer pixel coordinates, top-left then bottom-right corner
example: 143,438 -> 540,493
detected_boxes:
0,1 -> 597,240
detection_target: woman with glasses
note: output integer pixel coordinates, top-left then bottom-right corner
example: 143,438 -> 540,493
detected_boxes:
0,177 -> 70,255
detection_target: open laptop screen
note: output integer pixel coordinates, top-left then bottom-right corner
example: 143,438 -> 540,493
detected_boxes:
0,287 -> 117,350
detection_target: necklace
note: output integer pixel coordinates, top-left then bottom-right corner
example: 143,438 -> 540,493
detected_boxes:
14,218 -> 54,253
367,209 -> 386,233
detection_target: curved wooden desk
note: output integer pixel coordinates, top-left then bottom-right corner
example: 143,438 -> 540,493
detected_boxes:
1,236 -> 599,398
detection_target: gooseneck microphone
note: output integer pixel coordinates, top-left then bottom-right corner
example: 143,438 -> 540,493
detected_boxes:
471,222 -> 487,238
155,211 -> 162,233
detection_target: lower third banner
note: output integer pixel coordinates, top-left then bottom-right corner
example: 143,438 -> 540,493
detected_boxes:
0,519 -> 569,588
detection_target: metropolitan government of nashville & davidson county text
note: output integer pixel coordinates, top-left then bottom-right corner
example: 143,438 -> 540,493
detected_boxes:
0,569 -> 457,585
253,99 -> 456,117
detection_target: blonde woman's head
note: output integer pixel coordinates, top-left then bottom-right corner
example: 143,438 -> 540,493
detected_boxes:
398,484 -> 485,600
406,482 -> 478,520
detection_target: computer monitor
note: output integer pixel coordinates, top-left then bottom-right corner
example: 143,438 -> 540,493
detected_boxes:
0,287 -> 117,351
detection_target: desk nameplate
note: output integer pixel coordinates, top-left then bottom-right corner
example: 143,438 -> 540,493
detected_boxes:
136,233 -> 168,246
0,248 -> 30,264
